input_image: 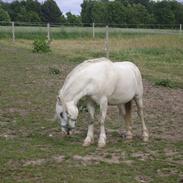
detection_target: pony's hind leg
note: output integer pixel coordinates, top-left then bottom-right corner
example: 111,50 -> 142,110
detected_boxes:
124,101 -> 133,140
83,100 -> 95,147
98,97 -> 108,148
118,104 -> 126,137
134,96 -> 149,142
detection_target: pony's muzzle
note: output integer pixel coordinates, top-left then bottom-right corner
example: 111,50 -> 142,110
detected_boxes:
61,126 -> 74,136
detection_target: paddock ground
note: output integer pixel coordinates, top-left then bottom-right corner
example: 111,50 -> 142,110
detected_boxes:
0,36 -> 183,183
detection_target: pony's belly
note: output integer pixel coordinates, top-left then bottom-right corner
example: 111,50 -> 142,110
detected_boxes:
108,95 -> 133,105
108,89 -> 135,105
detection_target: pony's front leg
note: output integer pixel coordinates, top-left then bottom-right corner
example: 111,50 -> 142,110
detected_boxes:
83,100 -> 95,147
98,97 -> 108,148
83,123 -> 94,147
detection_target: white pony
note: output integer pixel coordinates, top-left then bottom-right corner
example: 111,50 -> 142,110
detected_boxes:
56,57 -> 149,147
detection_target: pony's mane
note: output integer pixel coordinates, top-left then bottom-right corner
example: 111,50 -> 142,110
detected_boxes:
64,57 -> 110,83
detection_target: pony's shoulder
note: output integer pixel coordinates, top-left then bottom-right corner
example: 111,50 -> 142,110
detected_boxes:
72,57 -> 111,73
83,57 -> 110,64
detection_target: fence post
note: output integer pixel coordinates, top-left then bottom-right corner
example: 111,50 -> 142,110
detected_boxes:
12,21 -> 15,42
92,22 -> 95,39
180,24 -> 182,32
47,23 -> 50,41
105,25 -> 109,58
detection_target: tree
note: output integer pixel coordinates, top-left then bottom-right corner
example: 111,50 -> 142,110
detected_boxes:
41,0 -> 62,23
128,0 -> 150,7
107,1 -> 127,25
92,1 -> 108,24
0,5 -> 11,22
16,6 -> 27,22
153,1 -> 175,25
81,0 -> 94,24
27,11 -> 41,22
66,12 -> 81,25
126,4 -> 154,25
8,0 -> 21,21
169,1 -> 183,24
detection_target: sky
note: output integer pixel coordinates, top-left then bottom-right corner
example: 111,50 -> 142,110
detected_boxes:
4,0 -> 83,15
57,0 -> 83,15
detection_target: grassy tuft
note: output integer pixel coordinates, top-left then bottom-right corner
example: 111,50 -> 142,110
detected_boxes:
155,79 -> 175,88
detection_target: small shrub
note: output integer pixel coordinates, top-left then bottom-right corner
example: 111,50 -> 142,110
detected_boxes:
33,39 -> 51,53
49,67 -> 60,75
155,79 -> 174,88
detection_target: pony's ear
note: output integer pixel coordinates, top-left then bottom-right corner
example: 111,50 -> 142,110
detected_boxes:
57,95 -> 67,111
57,96 -> 62,105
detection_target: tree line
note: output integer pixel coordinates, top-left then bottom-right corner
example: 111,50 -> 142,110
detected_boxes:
0,0 -> 81,24
0,0 -> 183,26
81,0 -> 183,26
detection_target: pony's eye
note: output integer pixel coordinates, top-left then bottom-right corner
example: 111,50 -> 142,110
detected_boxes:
60,112 -> 64,118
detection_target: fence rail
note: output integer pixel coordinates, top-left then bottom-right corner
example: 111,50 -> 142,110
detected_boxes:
0,22 -> 182,40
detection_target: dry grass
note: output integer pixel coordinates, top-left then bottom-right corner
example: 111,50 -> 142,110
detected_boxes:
1,33 -> 182,88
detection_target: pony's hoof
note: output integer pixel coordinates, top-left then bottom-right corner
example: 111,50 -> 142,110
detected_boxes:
143,136 -> 149,142
83,137 -> 94,147
83,142 -> 90,147
125,131 -> 133,140
98,142 -> 106,148
126,135 -> 133,140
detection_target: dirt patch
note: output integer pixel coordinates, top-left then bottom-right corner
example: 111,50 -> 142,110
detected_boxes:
14,153 -> 132,167
23,159 -> 46,167
5,108 -> 29,117
23,155 -> 65,167
107,80 -> 183,142
72,150 -> 132,165
143,80 -> 183,141
73,154 -> 121,165
135,175 -> 152,183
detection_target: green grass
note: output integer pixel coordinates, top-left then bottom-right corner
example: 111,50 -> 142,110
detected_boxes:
0,25 -> 182,40
0,34 -> 183,182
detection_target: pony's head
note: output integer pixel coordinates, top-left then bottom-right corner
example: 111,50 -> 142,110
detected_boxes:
56,96 -> 78,135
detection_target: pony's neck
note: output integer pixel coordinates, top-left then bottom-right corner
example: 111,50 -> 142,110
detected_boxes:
61,88 -> 86,106
60,69 -> 89,105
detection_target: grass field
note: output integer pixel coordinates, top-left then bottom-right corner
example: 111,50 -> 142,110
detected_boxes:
0,33 -> 183,183
0,25 -> 182,39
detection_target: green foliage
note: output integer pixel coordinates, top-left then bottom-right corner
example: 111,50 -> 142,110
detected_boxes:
81,0 -> 94,25
26,11 -> 41,22
107,2 -> 127,25
81,0 -> 183,26
0,0 -> 63,23
41,0 -> 62,23
1,0 -> 183,26
92,2 -> 108,24
66,12 -> 82,24
33,39 -> 51,53
153,1 -> 176,25
126,4 -> 153,25
155,79 -> 174,88
0,6 -> 11,22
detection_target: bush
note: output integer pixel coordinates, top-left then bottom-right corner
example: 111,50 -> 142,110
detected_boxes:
155,79 -> 174,88
33,39 -> 51,53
